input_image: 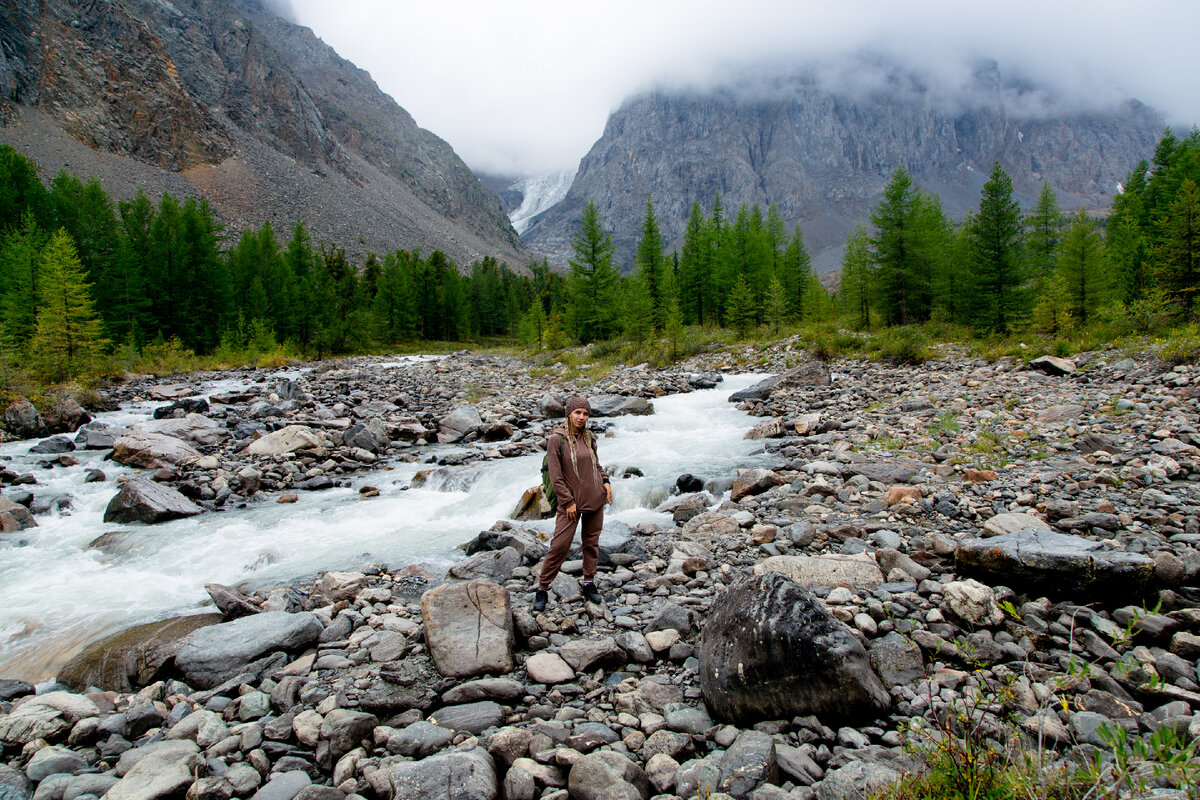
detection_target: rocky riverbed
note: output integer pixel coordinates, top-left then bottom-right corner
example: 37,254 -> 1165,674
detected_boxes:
1,342 -> 1199,800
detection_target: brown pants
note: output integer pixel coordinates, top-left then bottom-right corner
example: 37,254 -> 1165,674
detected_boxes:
538,507 -> 603,589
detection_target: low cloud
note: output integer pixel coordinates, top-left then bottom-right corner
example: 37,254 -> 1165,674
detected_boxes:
287,0 -> 1199,176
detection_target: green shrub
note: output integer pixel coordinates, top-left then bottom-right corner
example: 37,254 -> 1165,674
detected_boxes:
873,326 -> 931,364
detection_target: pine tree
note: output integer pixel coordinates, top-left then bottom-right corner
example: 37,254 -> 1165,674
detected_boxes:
1057,209 -> 1111,325
27,229 -> 107,381
724,275 -> 758,336
967,163 -> 1029,334
566,200 -> 620,342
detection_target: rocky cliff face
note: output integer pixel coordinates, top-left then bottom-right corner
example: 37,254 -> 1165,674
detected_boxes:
522,61 -> 1164,272
0,0 -> 523,266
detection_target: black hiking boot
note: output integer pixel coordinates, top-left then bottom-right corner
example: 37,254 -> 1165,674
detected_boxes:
581,583 -> 603,604
533,589 -> 548,612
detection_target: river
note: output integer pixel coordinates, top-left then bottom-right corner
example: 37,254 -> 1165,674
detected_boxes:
0,371 -> 769,683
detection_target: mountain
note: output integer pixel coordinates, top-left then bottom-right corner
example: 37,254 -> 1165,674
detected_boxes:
521,59 -> 1164,273
0,0 -> 525,267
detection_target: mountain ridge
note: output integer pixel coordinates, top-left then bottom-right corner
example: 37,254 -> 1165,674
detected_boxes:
520,60 -> 1164,272
0,0 -> 525,267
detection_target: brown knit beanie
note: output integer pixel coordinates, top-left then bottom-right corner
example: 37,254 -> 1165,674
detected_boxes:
565,396 -> 591,415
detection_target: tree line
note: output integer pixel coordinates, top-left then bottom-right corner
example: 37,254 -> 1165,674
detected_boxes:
0,144 -> 570,381
1,124 -> 1198,384
837,127 -> 1200,336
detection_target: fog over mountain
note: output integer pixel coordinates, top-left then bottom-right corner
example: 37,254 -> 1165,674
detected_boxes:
519,56 -> 1163,272
287,1 -> 1199,178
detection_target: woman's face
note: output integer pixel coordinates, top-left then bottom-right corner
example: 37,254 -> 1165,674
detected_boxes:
568,407 -> 590,430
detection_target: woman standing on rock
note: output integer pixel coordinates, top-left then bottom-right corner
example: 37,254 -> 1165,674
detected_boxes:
535,396 -> 612,611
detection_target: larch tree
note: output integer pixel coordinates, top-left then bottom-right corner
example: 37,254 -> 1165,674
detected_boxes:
839,225 -> 873,330
870,166 -> 925,325
28,229 -> 107,381
1026,182 -> 1064,287
1156,178 -> 1200,314
724,275 -> 758,336
1057,209 -> 1111,325
633,195 -> 670,331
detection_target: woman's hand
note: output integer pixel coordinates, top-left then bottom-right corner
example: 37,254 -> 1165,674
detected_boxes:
564,502 -> 578,521
605,483 -> 613,504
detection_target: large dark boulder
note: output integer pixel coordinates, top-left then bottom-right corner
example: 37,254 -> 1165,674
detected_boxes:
103,478 -> 203,524
3,397 -> 46,439
343,420 -> 389,453
698,572 -> 890,724
956,529 -> 1156,597
58,614 -> 222,692
728,361 -> 830,403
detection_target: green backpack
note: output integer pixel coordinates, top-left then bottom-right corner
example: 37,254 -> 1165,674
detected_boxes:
541,430 -> 594,512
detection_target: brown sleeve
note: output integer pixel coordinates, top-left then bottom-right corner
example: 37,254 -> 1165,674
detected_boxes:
546,433 -> 574,508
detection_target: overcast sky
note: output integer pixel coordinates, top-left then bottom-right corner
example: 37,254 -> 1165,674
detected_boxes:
285,0 -> 1200,178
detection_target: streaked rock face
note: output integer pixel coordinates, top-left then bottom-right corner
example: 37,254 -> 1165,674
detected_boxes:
523,59 -> 1162,270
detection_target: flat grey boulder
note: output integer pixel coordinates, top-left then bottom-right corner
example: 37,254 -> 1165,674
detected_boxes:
241,426 -> 323,456
982,512 -> 1052,537
421,579 -> 514,678
386,721 -> 454,758
136,414 -> 228,447
448,547 -> 521,583
755,554 -> 885,590
427,700 -> 505,734
103,478 -> 203,524
0,691 -> 99,746
956,529 -> 1155,597
251,771 -> 311,800
175,611 -> 323,689
389,747 -> 497,800
587,395 -> 653,416
112,432 -> 201,468
699,572 -> 890,724
1027,354 -> 1076,375
847,459 -> 925,484
728,361 -> 830,402
106,743 -> 203,800
438,405 -> 482,443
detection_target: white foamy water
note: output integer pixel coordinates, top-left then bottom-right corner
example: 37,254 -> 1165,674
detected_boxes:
0,372 -> 769,682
